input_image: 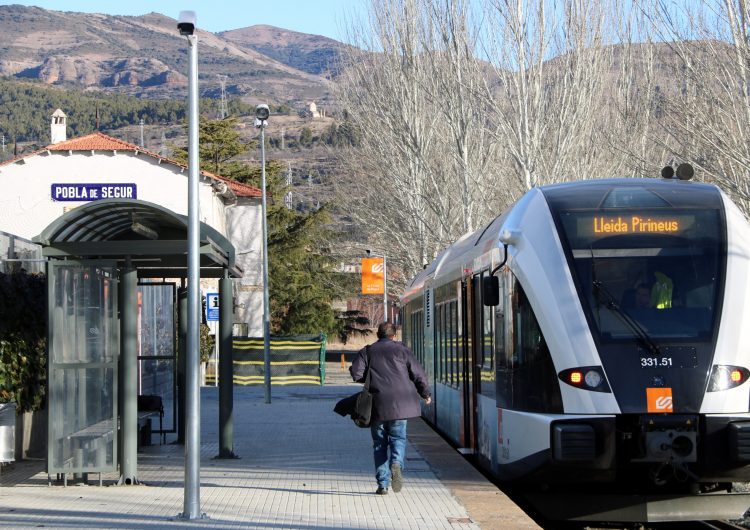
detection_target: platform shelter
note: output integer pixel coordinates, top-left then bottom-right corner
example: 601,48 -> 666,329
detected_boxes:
34,198 -> 239,485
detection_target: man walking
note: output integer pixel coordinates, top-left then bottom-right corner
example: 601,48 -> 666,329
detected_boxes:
350,322 -> 432,495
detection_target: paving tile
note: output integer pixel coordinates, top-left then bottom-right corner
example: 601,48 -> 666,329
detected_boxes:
0,381 -> 482,529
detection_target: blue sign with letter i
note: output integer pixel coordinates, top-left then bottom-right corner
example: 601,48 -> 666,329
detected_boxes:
206,292 -> 219,321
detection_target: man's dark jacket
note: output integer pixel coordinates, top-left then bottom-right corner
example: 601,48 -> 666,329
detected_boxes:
348,338 -> 431,422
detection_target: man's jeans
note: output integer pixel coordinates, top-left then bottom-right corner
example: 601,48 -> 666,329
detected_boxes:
370,419 -> 407,488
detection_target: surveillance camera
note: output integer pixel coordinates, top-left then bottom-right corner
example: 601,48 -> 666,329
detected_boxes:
365,249 -> 372,256
255,104 -> 270,121
177,11 -> 196,36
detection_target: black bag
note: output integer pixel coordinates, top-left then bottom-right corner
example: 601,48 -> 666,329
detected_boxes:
352,346 -> 373,428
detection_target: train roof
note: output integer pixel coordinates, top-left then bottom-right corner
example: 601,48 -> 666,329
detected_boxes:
540,177 -> 723,210
401,177 -> 724,303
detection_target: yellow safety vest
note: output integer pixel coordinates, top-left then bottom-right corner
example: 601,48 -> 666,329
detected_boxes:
651,271 -> 673,309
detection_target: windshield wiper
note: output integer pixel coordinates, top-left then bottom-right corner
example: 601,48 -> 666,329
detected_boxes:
593,280 -> 660,355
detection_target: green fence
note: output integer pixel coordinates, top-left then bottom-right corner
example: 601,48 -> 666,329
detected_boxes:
232,334 -> 327,386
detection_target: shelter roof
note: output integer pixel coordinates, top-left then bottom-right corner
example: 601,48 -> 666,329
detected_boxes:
33,198 -> 241,278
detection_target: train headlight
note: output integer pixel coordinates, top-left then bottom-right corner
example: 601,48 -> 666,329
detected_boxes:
707,365 -> 750,392
584,370 -> 603,388
558,366 -> 611,393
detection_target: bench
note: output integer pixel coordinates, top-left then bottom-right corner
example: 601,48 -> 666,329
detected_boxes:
51,419 -> 116,486
137,395 -> 164,446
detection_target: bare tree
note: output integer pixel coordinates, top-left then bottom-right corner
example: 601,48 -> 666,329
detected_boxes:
336,0 -> 632,285
335,0 -> 433,278
481,0 -> 620,190
642,0 -> 750,212
336,0 -> 519,285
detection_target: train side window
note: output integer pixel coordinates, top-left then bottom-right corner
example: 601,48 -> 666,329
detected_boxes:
445,302 -> 456,385
449,301 -> 455,387
411,310 -> 423,364
438,304 -> 450,382
497,277 -> 563,413
437,303 -> 444,383
481,283 -> 496,395
449,301 -> 456,387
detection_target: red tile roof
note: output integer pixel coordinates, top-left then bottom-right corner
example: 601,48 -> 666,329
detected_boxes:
0,132 -> 262,199
47,131 -> 136,152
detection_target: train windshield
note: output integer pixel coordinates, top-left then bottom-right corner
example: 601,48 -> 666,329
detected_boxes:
558,209 -> 722,341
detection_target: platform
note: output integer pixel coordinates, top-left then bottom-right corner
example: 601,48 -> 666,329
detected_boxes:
0,364 -> 539,529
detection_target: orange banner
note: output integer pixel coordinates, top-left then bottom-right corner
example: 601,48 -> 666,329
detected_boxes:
361,257 -> 385,294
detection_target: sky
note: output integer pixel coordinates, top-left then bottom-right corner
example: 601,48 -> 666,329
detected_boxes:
0,1 -> 361,40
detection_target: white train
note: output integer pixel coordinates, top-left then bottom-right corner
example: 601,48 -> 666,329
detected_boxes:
401,169 -> 750,522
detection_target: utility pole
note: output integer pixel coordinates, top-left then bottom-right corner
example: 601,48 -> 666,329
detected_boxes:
177,9 -> 202,520
1,135 -> 5,159
284,162 -> 293,210
139,119 -> 145,148
218,75 -> 228,119
254,104 -> 271,404
281,128 -> 285,150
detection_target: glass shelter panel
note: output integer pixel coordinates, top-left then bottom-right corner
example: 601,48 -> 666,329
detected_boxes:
48,262 -> 118,474
137,282 -> 176,435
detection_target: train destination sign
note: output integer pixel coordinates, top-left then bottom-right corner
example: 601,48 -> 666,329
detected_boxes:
51,183 -> 137,202
592,215 -> 680,235
565,213 -> 696,241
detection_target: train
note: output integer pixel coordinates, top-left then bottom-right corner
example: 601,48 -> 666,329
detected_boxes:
400,167 -> 750,522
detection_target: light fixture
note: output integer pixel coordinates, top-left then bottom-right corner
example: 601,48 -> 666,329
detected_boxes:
558,366 -> 610,392
708,365 -> 750,392
131,221 -> 158,240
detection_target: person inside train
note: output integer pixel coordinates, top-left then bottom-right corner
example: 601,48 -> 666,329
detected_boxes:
621,282 -> 651,309
635,283 -> 653,309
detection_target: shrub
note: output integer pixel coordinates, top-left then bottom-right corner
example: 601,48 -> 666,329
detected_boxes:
0,271 -> 47,412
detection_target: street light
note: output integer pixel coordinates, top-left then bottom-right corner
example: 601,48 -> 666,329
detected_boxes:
177,9 -> 202,520
256,104 -> 271,404
366,248 -> 388,323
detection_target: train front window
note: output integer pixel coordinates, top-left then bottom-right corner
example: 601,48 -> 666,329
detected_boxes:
558,209 -> 723,341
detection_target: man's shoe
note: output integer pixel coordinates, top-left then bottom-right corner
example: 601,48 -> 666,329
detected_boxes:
375,486 -> 389,495
391,463 -> 403,493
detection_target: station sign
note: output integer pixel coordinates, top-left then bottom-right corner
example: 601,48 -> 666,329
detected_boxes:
51,183 -> 137,201
206,292 -> 219,321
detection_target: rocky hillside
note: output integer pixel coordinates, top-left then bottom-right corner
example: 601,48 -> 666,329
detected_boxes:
220,24 -> 347,77
0,5 -> 338,105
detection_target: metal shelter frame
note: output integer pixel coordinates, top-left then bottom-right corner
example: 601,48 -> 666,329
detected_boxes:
34,199 -> 240,485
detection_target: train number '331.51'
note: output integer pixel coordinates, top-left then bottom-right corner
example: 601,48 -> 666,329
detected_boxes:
641,356 -> 673,368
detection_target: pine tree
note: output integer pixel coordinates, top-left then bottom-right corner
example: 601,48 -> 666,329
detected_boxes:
246,162 -> 359,336
176,117 -> 363,339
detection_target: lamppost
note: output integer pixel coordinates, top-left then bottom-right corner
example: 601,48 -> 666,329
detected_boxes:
177,10 -> 202,520
366,249 -> 388,323
255,104 -> 271,404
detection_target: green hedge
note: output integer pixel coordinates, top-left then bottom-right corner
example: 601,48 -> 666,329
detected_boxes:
0,271 -> 46,412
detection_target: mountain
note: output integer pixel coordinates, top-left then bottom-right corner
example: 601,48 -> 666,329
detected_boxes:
0,5 -> 334,105
220,25 -> 347,77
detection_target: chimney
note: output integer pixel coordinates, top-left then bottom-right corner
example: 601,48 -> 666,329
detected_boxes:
51,109 -> 67,144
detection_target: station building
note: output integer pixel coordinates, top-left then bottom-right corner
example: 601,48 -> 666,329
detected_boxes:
0,109 -> 264,335
0,110 -> 263,481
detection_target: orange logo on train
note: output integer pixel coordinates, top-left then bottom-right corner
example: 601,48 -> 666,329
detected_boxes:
647,387 -> 673,413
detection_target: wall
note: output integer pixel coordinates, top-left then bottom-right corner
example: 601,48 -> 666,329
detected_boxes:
0,150 -> 262,331
0,152 -> 226,239
225,196 -> 263,335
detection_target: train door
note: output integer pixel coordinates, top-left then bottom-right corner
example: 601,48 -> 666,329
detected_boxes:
423,283 -> 436,424
460,277 -> 480,452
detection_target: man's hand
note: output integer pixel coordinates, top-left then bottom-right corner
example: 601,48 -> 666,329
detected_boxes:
424,396 -> 432,405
